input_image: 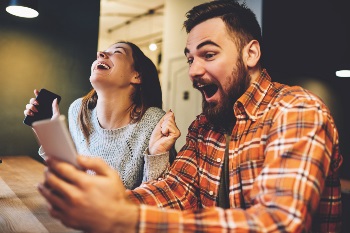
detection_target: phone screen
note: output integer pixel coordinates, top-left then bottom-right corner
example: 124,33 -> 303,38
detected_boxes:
23,89 -> 61,126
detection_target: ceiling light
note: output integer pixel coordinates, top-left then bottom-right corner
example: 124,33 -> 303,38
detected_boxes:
335,70 -> 350,77
149,43 -> 157,51
6,0 -> 39,18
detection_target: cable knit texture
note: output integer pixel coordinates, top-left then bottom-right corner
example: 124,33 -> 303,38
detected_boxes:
39,98 -> 170,190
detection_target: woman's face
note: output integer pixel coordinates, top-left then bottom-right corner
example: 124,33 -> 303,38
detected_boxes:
90,43 -> 140,91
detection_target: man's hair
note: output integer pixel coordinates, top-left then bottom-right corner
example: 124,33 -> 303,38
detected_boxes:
183,0 -> 262,55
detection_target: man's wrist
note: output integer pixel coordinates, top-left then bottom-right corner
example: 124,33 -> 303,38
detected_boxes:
110,202 -> 140,233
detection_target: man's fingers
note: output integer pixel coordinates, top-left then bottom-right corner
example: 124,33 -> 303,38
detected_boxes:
38,184 -> 74,227
77,156 -> 113,176
44,166 -> 81,198
38,182 -> 68,211
45,157 -> 90,187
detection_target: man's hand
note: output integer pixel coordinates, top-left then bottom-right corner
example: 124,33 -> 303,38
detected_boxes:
38,156 -> 139,233
148,110 -> 181,155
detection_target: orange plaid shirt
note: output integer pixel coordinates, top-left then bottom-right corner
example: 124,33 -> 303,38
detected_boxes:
127,69 -> 343,232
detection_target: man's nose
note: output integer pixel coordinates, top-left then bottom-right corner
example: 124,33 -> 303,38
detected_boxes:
189,59 -> 205,80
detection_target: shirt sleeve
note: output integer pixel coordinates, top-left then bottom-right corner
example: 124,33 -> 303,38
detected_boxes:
128,118 -> 201,209
67,98 -> 81,145
127,96 -> 341,232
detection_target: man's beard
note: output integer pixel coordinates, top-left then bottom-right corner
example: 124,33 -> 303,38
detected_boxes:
203,58 -> 250,132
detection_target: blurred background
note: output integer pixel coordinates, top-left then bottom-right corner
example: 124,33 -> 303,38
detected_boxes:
0,0 -> 349,230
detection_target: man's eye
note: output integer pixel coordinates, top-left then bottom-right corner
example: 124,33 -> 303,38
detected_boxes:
113,50 -> 122,54
187,58 -> 193,65
205,53 -> 215,59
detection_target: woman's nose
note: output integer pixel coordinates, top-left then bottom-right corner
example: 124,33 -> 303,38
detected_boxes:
97,51 -> 107,58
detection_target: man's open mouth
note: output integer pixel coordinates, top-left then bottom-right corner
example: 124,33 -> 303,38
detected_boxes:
197,83 -> 218,98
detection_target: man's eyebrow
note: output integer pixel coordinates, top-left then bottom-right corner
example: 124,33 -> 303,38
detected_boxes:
184,40 -> 221,55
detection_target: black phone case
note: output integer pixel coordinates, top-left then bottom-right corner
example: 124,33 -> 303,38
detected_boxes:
23,89 -> 61,126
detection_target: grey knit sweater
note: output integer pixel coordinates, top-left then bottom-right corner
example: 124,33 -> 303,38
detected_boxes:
69,98 -> 171,189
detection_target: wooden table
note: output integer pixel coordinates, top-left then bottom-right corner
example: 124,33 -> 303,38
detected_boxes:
1,156 -> 349,233
0,156 -> 81,233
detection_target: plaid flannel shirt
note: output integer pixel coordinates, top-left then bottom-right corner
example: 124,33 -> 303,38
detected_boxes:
127,69 -> 343,232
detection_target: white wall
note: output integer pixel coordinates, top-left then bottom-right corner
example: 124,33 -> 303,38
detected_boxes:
161,0 -> 208,151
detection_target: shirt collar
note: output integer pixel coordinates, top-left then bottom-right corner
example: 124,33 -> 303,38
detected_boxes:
234,69 -> 273,121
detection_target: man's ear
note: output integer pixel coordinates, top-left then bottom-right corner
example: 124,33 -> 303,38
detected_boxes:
243,40 -> 260,68
130,73 -> 142,84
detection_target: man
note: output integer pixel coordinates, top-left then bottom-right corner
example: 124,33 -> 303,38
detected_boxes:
39,1 -> 342,232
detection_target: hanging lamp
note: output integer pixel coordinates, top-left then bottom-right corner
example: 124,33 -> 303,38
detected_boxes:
6,0 -> 39,18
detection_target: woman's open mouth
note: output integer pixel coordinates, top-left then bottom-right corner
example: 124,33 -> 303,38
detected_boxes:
95,62 -> 110,70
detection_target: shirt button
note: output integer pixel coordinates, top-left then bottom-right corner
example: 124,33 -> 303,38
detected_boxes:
209,191 -> 214,195
217,158 -> 222,162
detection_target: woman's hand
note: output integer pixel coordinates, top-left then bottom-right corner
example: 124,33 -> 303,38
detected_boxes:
24,89 -> 60,120
51,98 -> 60,120
148,110 -> 181,155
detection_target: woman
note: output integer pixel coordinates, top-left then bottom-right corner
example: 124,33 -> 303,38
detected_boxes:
25,41 -> 180,189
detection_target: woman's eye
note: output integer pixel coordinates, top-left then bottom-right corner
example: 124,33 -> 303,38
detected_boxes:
113,50 -> 122,54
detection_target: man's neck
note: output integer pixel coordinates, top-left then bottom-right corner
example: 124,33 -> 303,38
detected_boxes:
248,66 -> 262,85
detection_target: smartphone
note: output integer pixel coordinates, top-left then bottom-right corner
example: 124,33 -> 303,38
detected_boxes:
32,115 -> 80,168
23,88 -> 61,126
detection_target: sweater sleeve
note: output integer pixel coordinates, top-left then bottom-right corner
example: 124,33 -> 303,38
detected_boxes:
140,107 -> 172,182
67,98 -> 82,145
142,145 -> 178,182
142,149 -> 170,182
